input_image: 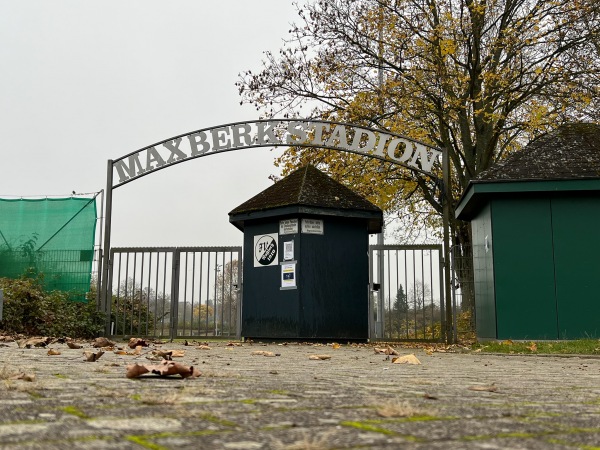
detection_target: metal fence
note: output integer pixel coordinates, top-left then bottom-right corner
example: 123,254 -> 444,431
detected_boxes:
107,246 -> 242,340
369,244 -> 445,342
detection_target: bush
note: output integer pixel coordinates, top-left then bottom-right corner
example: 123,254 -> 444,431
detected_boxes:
0,276 -> 105,338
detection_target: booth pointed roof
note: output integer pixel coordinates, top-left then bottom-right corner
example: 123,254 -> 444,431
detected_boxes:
477,123 -> 600,181
229,165 -> 383,232
229,165 -> 382,215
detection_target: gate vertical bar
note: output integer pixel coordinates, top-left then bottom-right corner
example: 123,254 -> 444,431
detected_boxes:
236,252 -> 242,339
169,250 -> 181,341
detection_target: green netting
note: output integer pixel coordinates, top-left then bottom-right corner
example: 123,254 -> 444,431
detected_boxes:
0,197 -> 97,301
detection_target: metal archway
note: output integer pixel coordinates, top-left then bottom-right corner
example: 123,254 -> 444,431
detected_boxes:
99,119 -> 453,341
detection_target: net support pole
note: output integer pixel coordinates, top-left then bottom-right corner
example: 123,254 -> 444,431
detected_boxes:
100,160 -> 114,335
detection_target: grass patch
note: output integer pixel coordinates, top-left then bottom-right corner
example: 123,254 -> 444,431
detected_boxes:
59,406 -> 89,419
473,339 -> 600,355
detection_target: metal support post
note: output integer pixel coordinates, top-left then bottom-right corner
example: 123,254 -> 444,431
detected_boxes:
442,148 -> 454,344
100,160 -> 114,335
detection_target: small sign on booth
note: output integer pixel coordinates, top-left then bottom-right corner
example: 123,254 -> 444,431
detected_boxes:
301,218 -> 324,234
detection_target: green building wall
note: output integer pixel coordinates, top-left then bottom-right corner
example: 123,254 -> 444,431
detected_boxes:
470,194 -> 600,340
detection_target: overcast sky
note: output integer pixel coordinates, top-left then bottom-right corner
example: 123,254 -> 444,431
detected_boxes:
0,1 -> 299,248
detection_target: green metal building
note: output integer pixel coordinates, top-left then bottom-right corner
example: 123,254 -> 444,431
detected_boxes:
456,123 -> 600,340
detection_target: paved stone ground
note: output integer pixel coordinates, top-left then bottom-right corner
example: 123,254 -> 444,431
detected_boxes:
1,339 -> 600,449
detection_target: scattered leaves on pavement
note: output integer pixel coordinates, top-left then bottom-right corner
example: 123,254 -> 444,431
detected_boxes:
374,345 -> 399,356
93,337 -> 115,348
126,360 -> 201,379
9,372 -> 36,382
17,337 -> 50,348
128,338 -> 149,348
67,342 -> 83,349
468,384 -> 497,392
308,354 -> 332,360
392,354 -> 422,365
83,350 -> 105,362
251,350 -> 276,357
47,348 -> 61,356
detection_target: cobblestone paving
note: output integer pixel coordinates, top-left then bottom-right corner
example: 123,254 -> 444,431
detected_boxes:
1,340 -> 600,449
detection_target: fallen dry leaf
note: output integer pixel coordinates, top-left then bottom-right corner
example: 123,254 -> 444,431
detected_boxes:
502,339 -> 514,346
386,345 -> 400,356
17,337 -> 49,348
468,384 -> 497,392
67,342 -> 83,349
93,337 -> 115,348
47,348 -> 61,356
392,354 -> 422,365
152,350 -> 173,360
198,345 -> 211,350
308,354 -> 331,360
331,343 -> 341,349
251,351 -> 276,357
528,342 -> 538,352
9,372 -> 36,382
126,360 -> 201,379
83,350 -> 105,362
128,337 -> 149,348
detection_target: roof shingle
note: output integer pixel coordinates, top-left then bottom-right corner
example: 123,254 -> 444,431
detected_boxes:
477,123 -> 600,182
229,165 -> 382,215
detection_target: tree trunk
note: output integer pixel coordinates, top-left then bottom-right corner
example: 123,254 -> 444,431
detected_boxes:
451,221 -> 475,325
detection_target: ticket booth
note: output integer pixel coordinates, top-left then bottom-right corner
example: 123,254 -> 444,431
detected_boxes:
229,165 -> 383,340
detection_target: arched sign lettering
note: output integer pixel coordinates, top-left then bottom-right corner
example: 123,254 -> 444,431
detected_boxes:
110,119 -> 442,189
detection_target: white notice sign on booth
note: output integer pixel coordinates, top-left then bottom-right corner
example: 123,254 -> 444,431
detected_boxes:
301,219 -> 324,235
279,219 -> 299,235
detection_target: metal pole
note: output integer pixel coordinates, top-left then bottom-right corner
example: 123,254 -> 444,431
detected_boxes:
100,160 -> 114,335
442,148 -> 454,344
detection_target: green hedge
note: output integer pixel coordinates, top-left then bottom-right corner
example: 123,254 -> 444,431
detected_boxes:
0,276 -> 104,337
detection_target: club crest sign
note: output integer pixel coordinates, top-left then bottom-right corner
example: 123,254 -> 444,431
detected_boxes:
109,120 -> 442,188
254,233 -> 278,267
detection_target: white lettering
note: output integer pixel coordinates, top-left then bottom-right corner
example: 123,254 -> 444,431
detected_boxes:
310,122 -> 329,145
285,121 -> 309,144
372,133 -> 391,157
410,144 -> 442,173
349,128 -> 376,153
255,122 -> 279,145
187,131 -> 211,156
114,153 -> 146,183
111,120 -> 442,187
211,126 -> 231,151
326,124 -> 349,148
231,123 -> 253,147
387,138 -> 413,163
163,138 -> 187,163
146,147 -> 166,170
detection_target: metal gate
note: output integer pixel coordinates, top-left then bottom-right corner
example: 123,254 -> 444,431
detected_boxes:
369,244 -> 446,342
107,246 -> 242,340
